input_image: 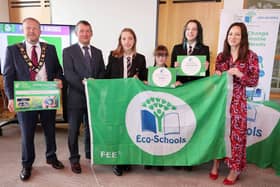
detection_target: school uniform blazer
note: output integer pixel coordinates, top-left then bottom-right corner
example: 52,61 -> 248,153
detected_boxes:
63,43 -> 105,109
171,43 -> 210,84
106,52 -> 147,81
3,42 -> 63,100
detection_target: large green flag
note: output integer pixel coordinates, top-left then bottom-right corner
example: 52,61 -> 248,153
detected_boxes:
85,73 -> 230,166
246,101 -> 280,176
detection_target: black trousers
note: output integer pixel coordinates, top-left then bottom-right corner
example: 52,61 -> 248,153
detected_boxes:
17,110 -> 57,168
67,108 -> 90,164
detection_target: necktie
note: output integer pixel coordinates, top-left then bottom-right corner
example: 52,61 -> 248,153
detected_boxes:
127,56 -> 132,77
30,46 -> 39,81
188,46 -> 193,55
83,46 -> 92,69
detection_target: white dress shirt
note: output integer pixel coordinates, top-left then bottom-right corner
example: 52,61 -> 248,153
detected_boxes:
78,43 -> 92,57
25,41 -> 47,81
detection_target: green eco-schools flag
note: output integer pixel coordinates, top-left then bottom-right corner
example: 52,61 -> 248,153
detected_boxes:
85,73 -> 231,166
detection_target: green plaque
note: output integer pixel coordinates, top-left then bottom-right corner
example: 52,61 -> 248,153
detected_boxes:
148,67 -> 176,88
14,81 -> 60,112
177,55 -> 206,76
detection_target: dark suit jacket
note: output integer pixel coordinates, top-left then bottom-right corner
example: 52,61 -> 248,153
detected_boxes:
3,42 -> 63,100
171,43 -> 210,84
106,52 -> 147,81
63,43 -> 105,109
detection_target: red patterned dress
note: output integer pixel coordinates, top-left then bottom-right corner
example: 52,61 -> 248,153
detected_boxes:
215,50 -> 259,172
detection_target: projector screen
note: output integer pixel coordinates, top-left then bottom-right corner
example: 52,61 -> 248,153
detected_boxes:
50,0 -> 158,67
0,23 -> 75,73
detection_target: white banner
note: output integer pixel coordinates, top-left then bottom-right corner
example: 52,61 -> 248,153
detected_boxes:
246,102 -> 280,147
218,9 -> 280,101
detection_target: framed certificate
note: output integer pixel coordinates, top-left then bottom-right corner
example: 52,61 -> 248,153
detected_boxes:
176,55 -> 206,76
148,67 -> 176,88
14,81 -> 60,112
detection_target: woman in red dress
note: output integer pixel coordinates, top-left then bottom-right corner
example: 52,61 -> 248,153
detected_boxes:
209,22 -> 259,185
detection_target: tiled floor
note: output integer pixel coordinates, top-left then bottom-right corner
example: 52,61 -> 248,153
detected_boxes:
0,124 -> 279,187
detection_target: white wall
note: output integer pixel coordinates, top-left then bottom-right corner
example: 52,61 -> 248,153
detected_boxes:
224,0 -> 244,10
50,0 -> 158,66
0,0 -> 9,22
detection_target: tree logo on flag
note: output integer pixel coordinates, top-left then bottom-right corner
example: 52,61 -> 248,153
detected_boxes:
142,97 -> 176,134
126,91 -> 197,156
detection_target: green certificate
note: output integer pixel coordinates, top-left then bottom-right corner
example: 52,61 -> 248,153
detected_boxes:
14,81 -> 60,112
148,67 -> 176,88
177,55 -> 206,76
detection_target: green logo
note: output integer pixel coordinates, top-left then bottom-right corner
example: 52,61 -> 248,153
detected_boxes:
126,91 -> 197,155
142,97 -> 176,133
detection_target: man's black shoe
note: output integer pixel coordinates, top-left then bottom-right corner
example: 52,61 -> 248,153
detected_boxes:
184,166 -> 193,171
123,165 -> 131,171
71,162 -> 82,174
112,165 -> 123,176
47,159 -> 64,169
19,167 -> 32,181
144,165 -> 152,170
157,166 -> 165,171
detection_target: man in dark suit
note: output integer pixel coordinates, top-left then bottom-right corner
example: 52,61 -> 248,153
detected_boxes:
3,17 -> 64,181
63,20 -> 105,174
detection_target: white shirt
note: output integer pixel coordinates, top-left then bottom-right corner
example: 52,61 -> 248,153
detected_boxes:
78,43 -> 92,57
123,55 -> 132,78
25,41 -> 47,81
